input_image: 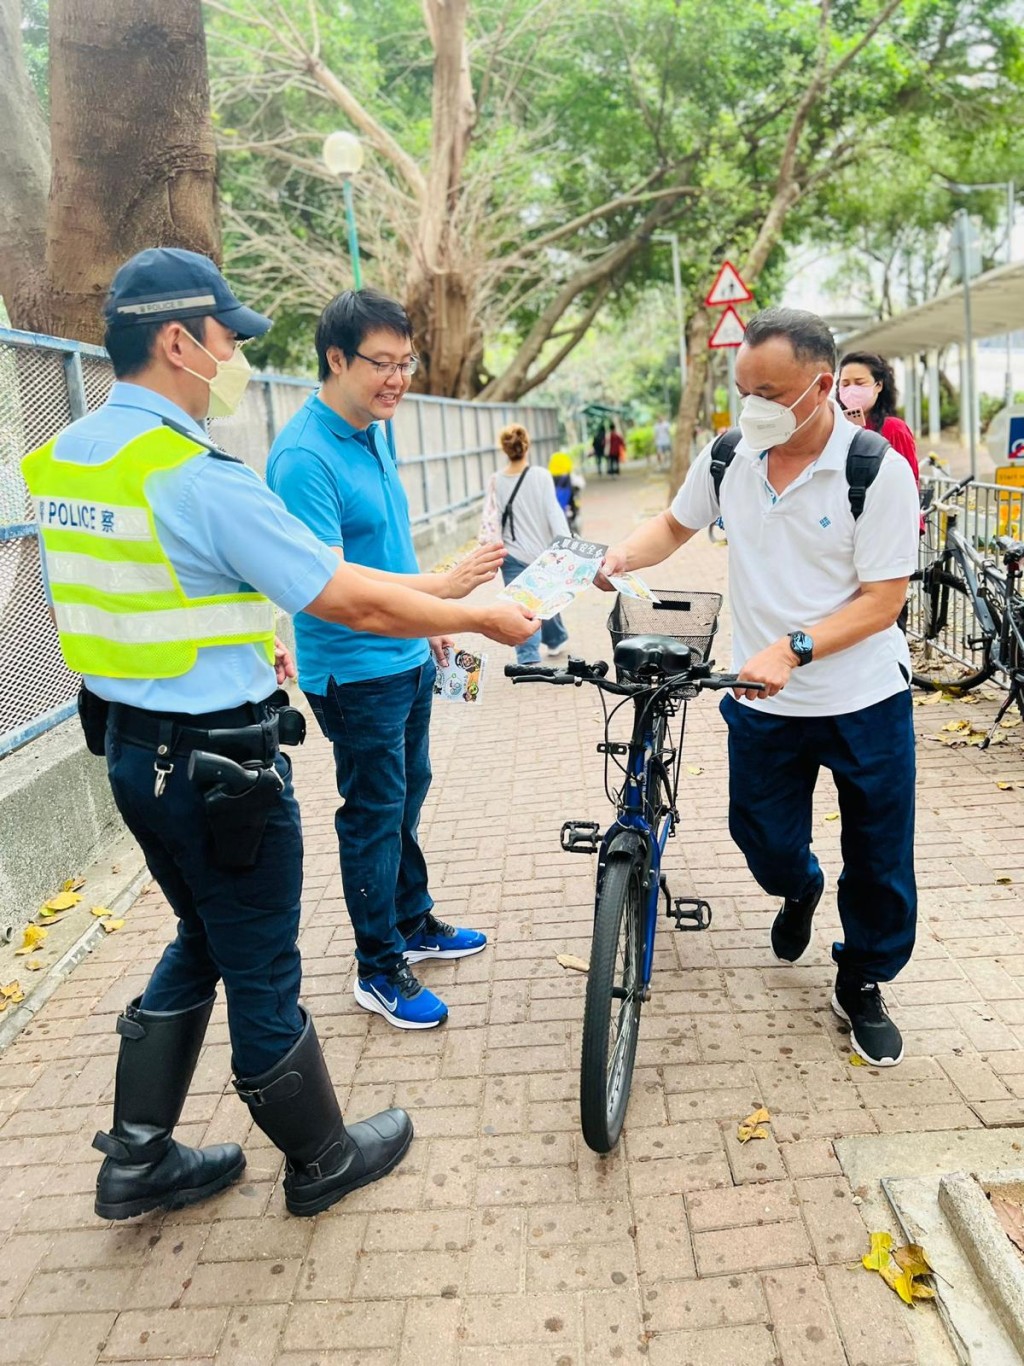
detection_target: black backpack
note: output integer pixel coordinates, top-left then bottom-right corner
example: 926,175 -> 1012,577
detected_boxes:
708,426 -> 888,520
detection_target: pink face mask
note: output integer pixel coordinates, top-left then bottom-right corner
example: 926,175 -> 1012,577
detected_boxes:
839,382 -> 877,413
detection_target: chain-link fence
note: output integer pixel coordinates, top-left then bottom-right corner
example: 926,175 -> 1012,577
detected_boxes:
1,326 -> 560,758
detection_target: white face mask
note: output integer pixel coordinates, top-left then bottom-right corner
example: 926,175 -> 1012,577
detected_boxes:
182,336 -> 252,418
738,373 -> 828,450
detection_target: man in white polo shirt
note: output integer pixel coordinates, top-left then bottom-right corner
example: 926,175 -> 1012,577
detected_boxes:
599,307 -> 919,1067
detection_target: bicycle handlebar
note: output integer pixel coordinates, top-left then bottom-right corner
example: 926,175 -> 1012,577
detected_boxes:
504,659 -> 764,695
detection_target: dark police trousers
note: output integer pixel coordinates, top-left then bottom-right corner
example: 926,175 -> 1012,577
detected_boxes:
720,688 -> 917,984
105,731 -> 304,1077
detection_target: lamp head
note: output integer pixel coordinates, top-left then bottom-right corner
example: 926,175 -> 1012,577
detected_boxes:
323,131 -> 365,178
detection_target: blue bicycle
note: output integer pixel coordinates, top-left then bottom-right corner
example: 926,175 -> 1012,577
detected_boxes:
505,590 -> 758,1152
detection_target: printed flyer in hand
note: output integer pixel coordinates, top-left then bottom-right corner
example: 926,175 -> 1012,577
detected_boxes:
498,536 -> 607,619
433,649 -> 486,704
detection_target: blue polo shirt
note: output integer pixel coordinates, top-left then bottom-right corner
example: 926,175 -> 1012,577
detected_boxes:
266,394 -> 429,691
47,383 -> 337,713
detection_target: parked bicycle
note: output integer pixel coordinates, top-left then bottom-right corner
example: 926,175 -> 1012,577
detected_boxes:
504,590 -> 761,1152
910,475 -> 1024,740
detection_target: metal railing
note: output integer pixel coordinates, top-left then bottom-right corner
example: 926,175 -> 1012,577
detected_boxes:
906,471 -> 1022,673
0,326 -> 560,757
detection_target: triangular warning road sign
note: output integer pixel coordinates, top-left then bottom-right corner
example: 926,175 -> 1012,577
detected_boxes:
708,306 -> 746,349
705,261 -> 753,307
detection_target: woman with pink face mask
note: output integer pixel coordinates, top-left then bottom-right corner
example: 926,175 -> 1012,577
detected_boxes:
837,351 -> 919,484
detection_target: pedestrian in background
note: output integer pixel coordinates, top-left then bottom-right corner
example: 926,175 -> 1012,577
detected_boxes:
838,351 -> 919,483
654,415 -> 672,468
607,421 -> 626,476
591,421 -> 606,473
495,423 -> 571,663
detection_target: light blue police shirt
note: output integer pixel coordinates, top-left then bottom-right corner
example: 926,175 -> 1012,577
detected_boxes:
266,394 -> 430,692
49,382 -> 337,712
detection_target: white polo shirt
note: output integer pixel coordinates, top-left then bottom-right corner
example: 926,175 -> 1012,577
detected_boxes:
670,407 -> 919,717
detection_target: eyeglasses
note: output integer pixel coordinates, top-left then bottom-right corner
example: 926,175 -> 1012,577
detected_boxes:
354,351 -> 419,378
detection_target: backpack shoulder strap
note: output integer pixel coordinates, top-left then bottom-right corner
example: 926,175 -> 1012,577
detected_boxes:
845,428 -> 889,520
709,427 -> 743,503
160,416 -> 242,464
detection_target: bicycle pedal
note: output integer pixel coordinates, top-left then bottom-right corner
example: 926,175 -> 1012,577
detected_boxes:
560,820 -> 601,855
669,896 -> 712,931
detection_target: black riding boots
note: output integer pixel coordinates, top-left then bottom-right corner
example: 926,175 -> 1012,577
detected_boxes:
93,995 -> 246,1220
234,1008 -> 413,1217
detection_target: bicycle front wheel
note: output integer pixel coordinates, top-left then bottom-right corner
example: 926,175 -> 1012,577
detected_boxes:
580,854 -> 646,1153
910,569 -> 993,692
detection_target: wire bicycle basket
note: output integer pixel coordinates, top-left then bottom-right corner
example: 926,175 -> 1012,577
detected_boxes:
607,590 -> 722,663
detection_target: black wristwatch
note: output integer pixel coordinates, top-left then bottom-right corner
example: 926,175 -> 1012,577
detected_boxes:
788,631 -> 814,666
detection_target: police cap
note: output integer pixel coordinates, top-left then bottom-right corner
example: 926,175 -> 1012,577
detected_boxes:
104,247 -> 271,340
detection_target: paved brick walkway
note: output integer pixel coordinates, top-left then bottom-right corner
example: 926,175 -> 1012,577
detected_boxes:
2,465 -> 1023,1364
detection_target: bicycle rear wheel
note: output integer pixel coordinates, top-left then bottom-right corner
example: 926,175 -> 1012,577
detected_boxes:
580,853 -> 646,1153
910,569 -> 993,692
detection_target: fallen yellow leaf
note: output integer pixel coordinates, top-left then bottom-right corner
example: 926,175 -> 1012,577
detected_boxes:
893,1243 -> 934,1277
90,905 -> 111,918
1000,716 -> 1022,729
737,1106 -> 771,1143
14,925 -> 47,955
941,719 -> 971,732
24,958 -> 45,972
824,812 -> 840,822
36,908 -> 66,921
686,765 -> 703,776
0,981 -> 25,1003
996,781 -> 1015,791
101,919 -> 126,934
848,1053 -> 868,1067
862,1231 -> 894,1271
62,876 -> 86,892
42,891 -> 81,913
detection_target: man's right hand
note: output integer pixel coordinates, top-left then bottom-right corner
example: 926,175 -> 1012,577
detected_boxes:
595,545 -> 628,592
479,603 -> 538,645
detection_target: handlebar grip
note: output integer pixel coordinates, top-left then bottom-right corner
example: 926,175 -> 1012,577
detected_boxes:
700,675 -> 767,691
504,664 -> 559,681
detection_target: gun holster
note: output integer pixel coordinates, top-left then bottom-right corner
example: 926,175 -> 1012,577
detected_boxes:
187,749 -> 285,872
78,684 -> 110,757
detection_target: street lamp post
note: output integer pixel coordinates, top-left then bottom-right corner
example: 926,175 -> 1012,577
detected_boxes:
947,177 -> 1017,413
652,232 -> 687,407
322,131 -> 366,289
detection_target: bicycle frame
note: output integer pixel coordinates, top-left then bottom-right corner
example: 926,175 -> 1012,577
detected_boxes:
597,695 -> 676,991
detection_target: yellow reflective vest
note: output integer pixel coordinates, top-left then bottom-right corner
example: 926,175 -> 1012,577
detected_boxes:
21,423 -> 276,679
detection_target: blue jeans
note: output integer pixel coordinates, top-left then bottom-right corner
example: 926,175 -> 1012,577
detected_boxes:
501,555 -> 569,664
106,733 -> 305,1077
720,689 -> 917,983
305,662 -> 434,977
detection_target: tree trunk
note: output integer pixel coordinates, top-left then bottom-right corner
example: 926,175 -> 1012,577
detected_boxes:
670,307 -> 713,486
0,0 -> 50,329
406,0 -> 477,397
43,0 -> 219,343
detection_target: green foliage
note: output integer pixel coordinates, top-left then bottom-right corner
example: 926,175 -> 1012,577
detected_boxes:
627,425 -> 655,460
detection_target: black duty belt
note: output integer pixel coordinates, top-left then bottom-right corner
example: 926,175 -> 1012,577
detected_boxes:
108,695 -> 283,765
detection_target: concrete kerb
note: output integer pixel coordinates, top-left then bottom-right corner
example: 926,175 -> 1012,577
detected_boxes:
0,850 -> 148,1054
939,1170 -> 1024,1361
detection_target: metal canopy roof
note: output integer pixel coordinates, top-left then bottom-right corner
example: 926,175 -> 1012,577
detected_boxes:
840,259 -> 1024,356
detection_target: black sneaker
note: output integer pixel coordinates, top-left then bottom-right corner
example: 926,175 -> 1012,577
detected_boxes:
770,873 -> 825,963
831,978 -> 904,1067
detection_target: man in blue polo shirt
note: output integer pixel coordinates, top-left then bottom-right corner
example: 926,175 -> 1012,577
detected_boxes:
267,289 -> 500,1030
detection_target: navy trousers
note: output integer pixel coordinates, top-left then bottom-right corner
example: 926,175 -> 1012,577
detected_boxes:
305,661 -> 435,978
106,732 -> 305,1077
720,688 -> 917,983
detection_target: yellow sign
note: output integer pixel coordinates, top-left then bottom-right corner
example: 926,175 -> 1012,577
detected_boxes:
995,465 -> 1024,537
712,411 -> 731,432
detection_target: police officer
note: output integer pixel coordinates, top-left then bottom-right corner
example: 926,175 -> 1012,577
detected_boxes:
22,248 -> 535,1219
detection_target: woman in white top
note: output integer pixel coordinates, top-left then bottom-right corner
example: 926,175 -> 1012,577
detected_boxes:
493,423 -> 571,664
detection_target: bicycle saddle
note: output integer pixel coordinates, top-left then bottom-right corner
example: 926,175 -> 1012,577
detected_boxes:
613,634 -> 693,678
997,536 -> 1024,561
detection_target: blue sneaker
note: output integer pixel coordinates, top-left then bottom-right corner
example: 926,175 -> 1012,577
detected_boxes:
354,964 -> 448,1030
404,913 -> 488,964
